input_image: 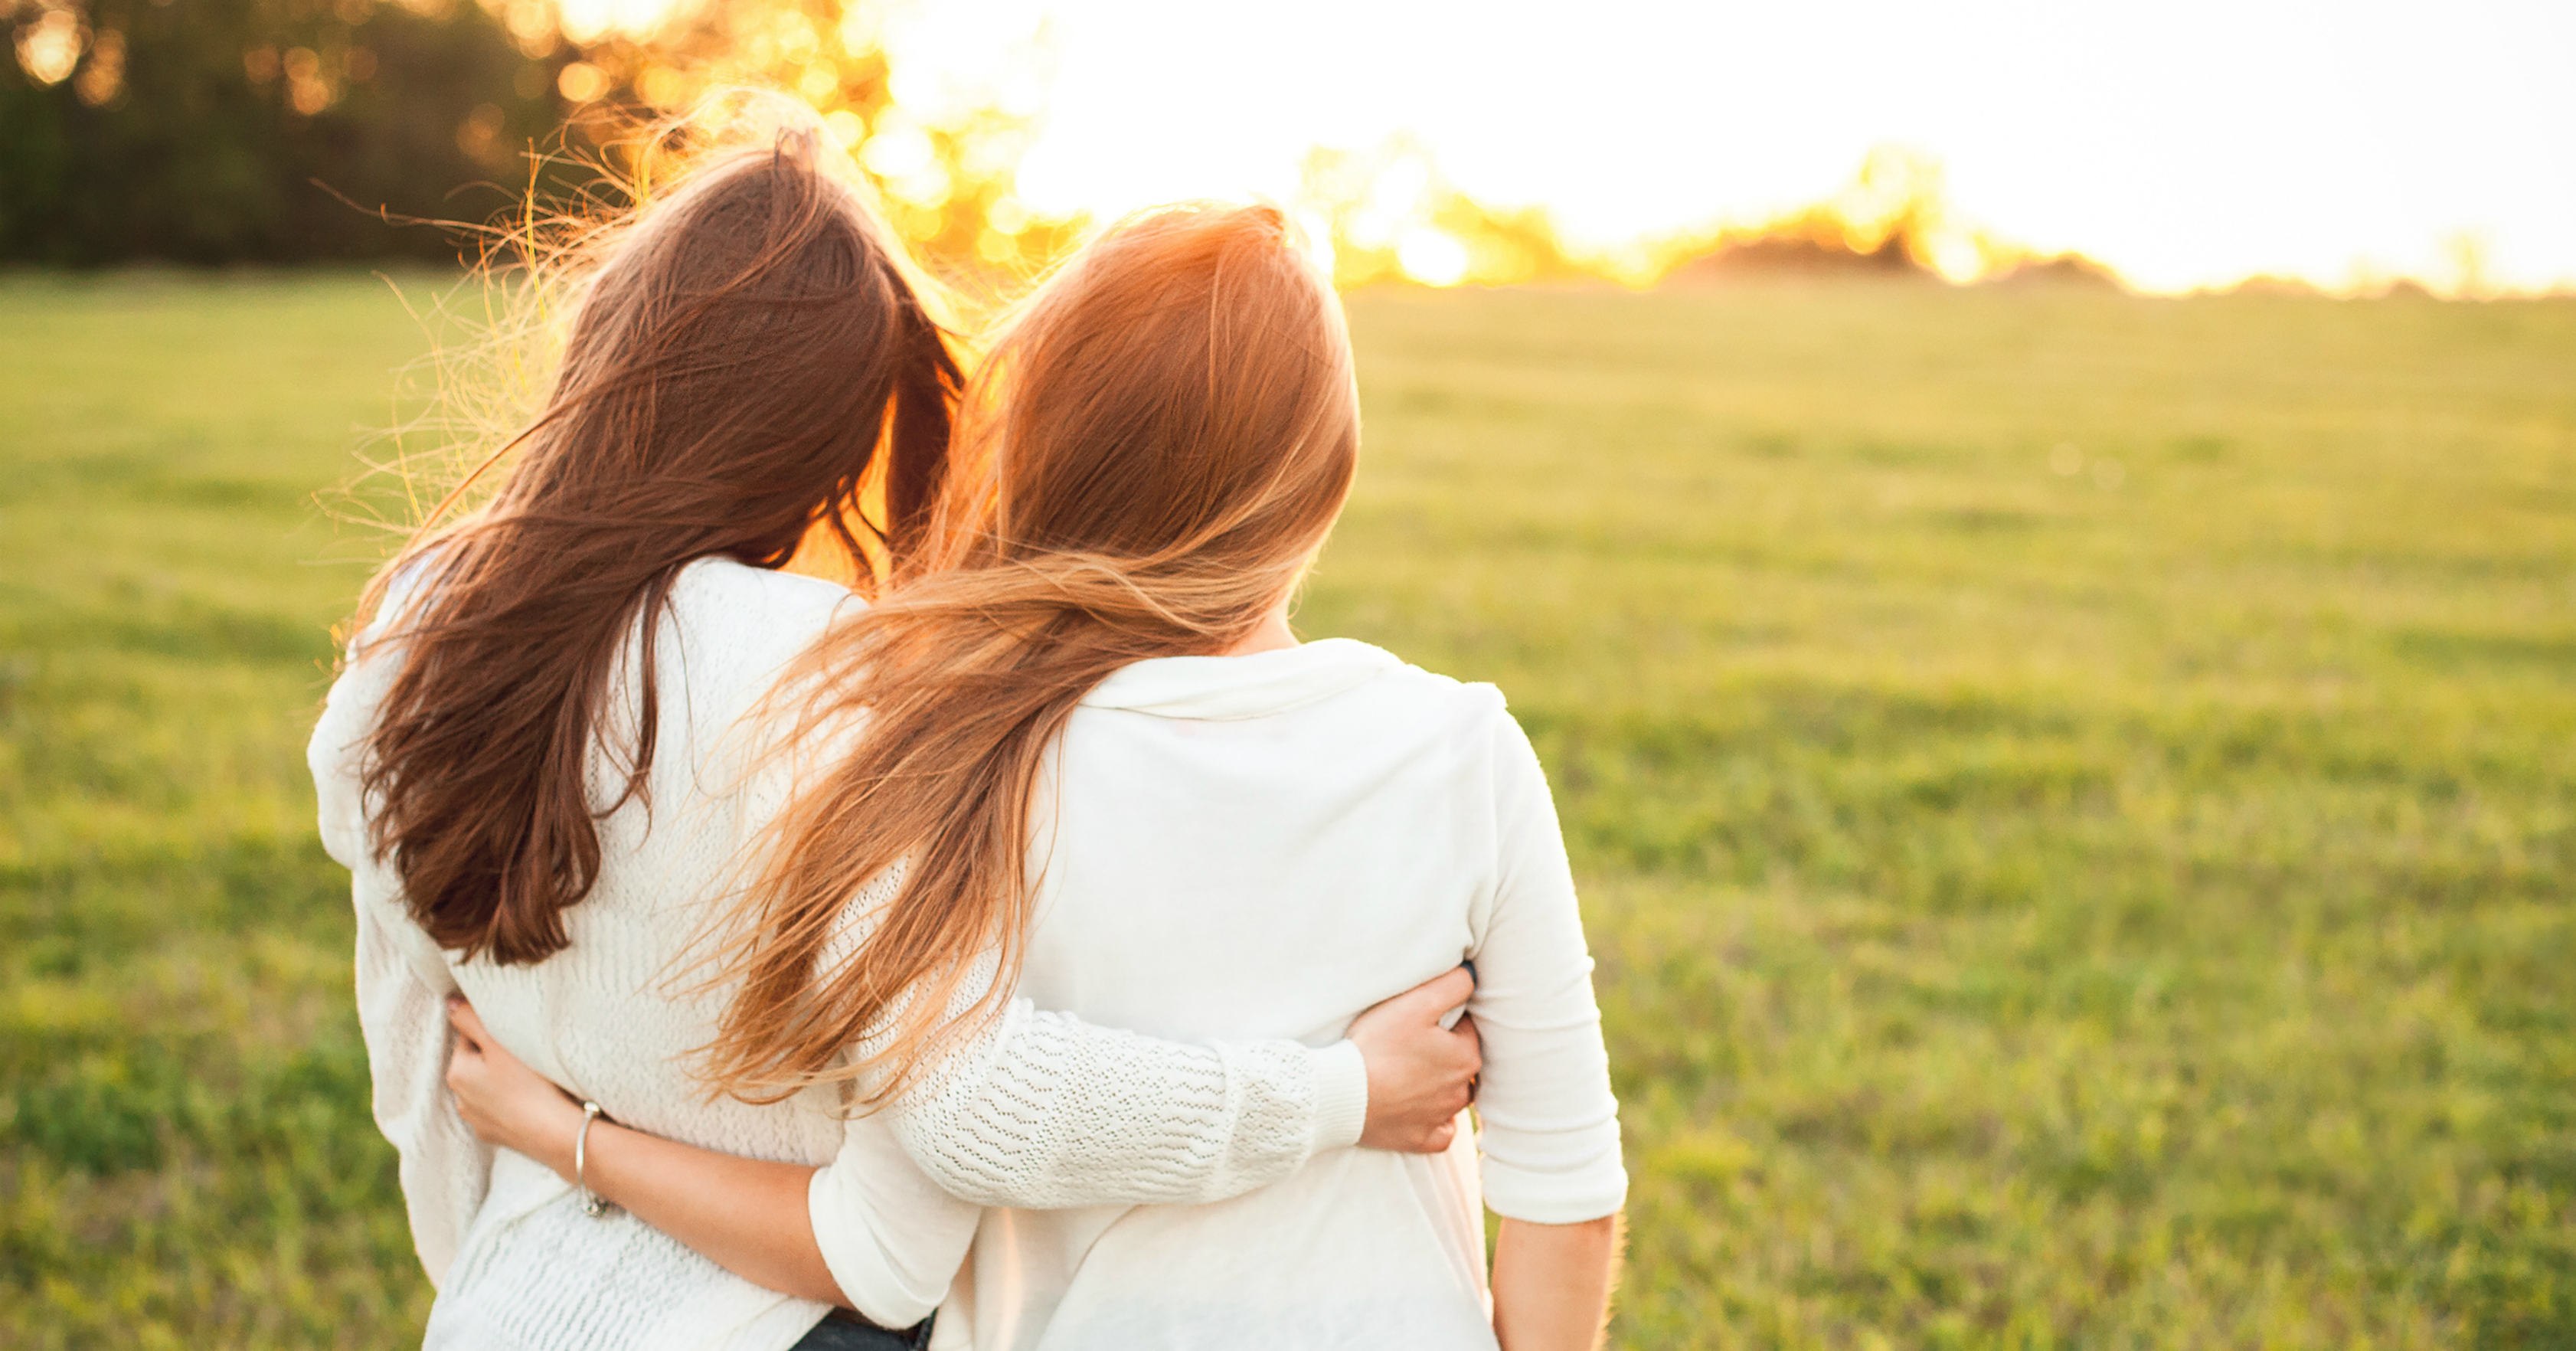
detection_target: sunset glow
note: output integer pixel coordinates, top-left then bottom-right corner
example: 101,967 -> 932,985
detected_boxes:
575,0 -> 2576,293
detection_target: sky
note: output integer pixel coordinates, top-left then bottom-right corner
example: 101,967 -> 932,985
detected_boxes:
580,0 -> 2576,293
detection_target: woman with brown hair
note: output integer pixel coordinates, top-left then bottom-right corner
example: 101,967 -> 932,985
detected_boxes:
443,201 -> 1626,1350
309,109 -> 1479,1351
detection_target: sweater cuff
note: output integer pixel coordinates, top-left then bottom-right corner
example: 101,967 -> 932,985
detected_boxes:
809,1163 -> 940,1329
1309,1039 -> 1368,1153
1479,1152 -> 1631,1225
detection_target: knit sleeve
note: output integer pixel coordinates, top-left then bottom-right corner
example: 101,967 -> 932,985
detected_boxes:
309,647 -> 492,1286
351,888 -> 490,1285
758,734 -> 1369,1218
881,972 -> 1370,1208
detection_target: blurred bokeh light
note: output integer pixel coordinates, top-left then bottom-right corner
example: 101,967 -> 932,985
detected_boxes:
6,1 -> 2570,286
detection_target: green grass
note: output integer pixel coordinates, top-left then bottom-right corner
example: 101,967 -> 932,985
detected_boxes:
0,272 -> 444,1347
4,272 -> 2571,1348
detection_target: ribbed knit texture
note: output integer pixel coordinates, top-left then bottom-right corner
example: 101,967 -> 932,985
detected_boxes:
894,987 -> 1342,1208
310,558 -> 1363,1351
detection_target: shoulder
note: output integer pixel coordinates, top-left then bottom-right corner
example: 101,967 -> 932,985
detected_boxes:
1343,647 -> 1560,835
1332,639 -> 1515,728
342,540 -> 453,660
657,559 -> 860,749
315,546 -> 454,767
1320,640 -> 1528,774
671,556 -> 854,626
665,558 -> 855,664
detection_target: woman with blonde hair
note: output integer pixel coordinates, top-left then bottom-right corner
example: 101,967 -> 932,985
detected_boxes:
311,108 -> 1481,1351
445,200 -> 1626,1350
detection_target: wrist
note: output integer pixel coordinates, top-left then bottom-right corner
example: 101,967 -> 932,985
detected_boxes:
534,1100 -> 592,1181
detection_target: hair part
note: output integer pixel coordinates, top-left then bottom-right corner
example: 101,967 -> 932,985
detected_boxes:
355,97 -> 963,967
697,201 -> 1361,1103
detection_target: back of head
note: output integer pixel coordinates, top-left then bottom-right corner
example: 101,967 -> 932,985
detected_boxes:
359,103 -> 962,967
508,113 -> 959,571
703,202 -> 1359,1102
942,203 -> 1359,592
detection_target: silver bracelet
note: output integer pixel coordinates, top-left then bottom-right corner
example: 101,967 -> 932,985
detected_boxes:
575,1101 -> 611,1217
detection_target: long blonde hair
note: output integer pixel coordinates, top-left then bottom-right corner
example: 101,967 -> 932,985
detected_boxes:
698,202 -> 1358,1101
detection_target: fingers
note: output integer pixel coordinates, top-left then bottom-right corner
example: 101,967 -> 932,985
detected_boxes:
1444,1015 -> 1481,1112
1350,964 -> 1489,1156
443,1039 -> 480,1094
1350,964 -> 1475,1050
443,997 -> 488,1100
1356,966 -> 1473,1032
1432,1014 -> 1480,1091
445,994 -> 490,1050
1398,965 -> 1476,1020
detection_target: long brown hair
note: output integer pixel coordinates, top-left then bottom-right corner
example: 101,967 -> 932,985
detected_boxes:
698,202 -> 1361,1102
355,110 -> 961,966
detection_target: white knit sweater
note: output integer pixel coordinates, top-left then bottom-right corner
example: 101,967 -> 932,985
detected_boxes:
308,558 -> 1367,1351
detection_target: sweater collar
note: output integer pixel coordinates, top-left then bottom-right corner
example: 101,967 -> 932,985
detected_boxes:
1077,638 -> 1403,721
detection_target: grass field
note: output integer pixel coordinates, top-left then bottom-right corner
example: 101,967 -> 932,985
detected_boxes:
2,271 -> 2571,1349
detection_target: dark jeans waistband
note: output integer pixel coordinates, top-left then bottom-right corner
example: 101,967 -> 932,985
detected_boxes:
790,1308 -> 933,1351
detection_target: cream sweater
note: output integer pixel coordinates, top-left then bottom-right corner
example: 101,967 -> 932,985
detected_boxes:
802,639 -> 1629,1351
309,558 -> 1367,1351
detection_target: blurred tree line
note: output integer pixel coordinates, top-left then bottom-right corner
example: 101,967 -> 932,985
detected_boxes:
2,0 -> 573,263
0,0 -> 1065,270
